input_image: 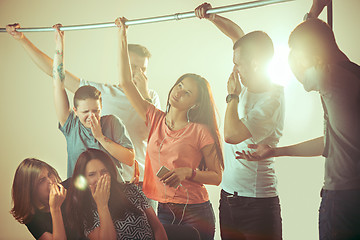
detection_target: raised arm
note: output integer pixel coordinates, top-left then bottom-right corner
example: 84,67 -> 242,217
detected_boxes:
52,24 -> 71,127
195,3 -> 245,44
236,136 -> 325,161
115,17 -> 151,121
307,0 -> 332,19
224,71 -> 251,144
6,23 -> 80,93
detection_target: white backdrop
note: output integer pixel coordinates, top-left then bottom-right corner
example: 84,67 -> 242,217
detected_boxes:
0,0 -> 359,239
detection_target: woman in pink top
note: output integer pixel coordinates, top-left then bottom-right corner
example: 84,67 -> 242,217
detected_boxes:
116,17 -> 224,240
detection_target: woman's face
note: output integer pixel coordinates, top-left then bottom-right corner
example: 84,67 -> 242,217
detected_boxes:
85,159 -> 110,189
169,77 -> 199,111
35,167 -> 57,206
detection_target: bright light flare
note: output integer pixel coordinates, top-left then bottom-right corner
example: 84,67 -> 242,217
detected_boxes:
74,175 -> 88,191
268,44 -> 294,86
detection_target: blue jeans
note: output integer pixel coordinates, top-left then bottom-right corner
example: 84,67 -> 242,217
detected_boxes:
319,189 -> 360,240
219,190 -> 282,240
158,201 -> 215,240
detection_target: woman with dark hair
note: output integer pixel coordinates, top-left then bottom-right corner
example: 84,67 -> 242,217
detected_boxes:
66,148 -> 167,240
116,17 -> 224,240
11,158 -> 67,240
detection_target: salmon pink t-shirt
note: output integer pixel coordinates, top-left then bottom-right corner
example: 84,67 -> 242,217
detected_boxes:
143,105 -> 215,204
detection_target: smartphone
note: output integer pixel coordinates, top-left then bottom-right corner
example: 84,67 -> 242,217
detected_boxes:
156,166 -> 181,188
156,166 -> 170,178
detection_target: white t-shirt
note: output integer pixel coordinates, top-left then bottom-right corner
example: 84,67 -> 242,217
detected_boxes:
80,80 -> 161,181
221,84 -> 285,198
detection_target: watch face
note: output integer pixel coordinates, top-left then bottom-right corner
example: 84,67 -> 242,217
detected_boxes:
226,94 -> 232,103
226,94 -> 238,103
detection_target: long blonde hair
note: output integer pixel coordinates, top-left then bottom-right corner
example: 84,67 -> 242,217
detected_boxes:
11,158 -> 61,224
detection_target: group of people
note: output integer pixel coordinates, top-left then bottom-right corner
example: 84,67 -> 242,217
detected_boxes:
7,0 -> 360,239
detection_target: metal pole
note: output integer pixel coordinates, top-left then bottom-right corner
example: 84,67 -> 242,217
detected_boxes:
0,0 -> 293,33
327,1 -> 333,29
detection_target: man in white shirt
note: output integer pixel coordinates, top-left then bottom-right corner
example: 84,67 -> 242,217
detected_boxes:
196,3 -> 285,239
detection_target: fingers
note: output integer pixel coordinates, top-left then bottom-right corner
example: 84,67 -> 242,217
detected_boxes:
89,113 -> 100,130
160,171 -> 172,182
6,23 -> 24,39
195,3 -> 212,19
247,144 -> 258,149
57,183 -> 67,197
115,17 -> 128,29
162,172 -> 180,188
52,23 -> 63,33
235,150 -> 259,161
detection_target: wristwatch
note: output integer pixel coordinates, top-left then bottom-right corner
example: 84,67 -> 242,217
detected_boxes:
226,94 -> 239,103
303,12 -> 313,21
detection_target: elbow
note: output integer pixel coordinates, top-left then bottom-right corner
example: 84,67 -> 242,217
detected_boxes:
213,174 -> 222,186
224,134 -> 239,145
118,78 -> 132,91
126,151 -> 135,166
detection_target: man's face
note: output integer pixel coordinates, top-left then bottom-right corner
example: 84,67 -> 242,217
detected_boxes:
288,47 -> 317,84
74,99 -> 102,128
233,47 -> 251,87
129,51 -> 149,77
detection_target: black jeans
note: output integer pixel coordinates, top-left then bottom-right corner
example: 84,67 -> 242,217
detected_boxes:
319,189 -> 360,240
219,190 -> 282,240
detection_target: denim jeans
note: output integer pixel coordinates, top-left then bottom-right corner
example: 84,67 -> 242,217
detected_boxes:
219,190 -> 282,240
319,189 -> 360,240
158,201 -> 215,240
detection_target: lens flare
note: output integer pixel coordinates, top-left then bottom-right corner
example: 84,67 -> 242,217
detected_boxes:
268,44 -> 294,86
74,175 -> 88,191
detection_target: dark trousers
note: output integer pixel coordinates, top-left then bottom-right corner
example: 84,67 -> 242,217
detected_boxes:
158,201 -> 215,240
319,189 -> 360,240
219,190 -> 282,240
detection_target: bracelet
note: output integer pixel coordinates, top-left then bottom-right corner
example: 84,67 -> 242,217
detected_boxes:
188,169 -> 196,181
55,50 -> 63,56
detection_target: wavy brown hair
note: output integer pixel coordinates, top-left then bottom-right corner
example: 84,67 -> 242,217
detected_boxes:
166,73 -> 224,170
11,158 -> 61,224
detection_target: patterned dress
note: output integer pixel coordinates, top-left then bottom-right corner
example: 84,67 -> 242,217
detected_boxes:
84,184 -> 154,240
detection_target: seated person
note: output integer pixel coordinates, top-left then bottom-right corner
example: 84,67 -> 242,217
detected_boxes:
11,158 -> 69,240
66,148 -> 168,240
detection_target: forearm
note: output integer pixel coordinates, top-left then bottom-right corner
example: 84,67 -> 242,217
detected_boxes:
53,43 -> 70,125
224,100 -> 250,144
117,31 -> 133,89
115,25 -> 150,121
19,35 -> 54,76
97,136 -> 135,166
275,136 -> 325,157
190,169 -> 222,186
210,15 -> 245,43
18,35 -> 79,92
144,208 -> 168,240
97,206 -> 116,240
50,208 -> 67,240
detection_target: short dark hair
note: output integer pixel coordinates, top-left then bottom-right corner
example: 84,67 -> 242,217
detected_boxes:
233,31 -> 274,65
73,86 -> 102,108
128,44 -> 151,58
288,18 -> 339,58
